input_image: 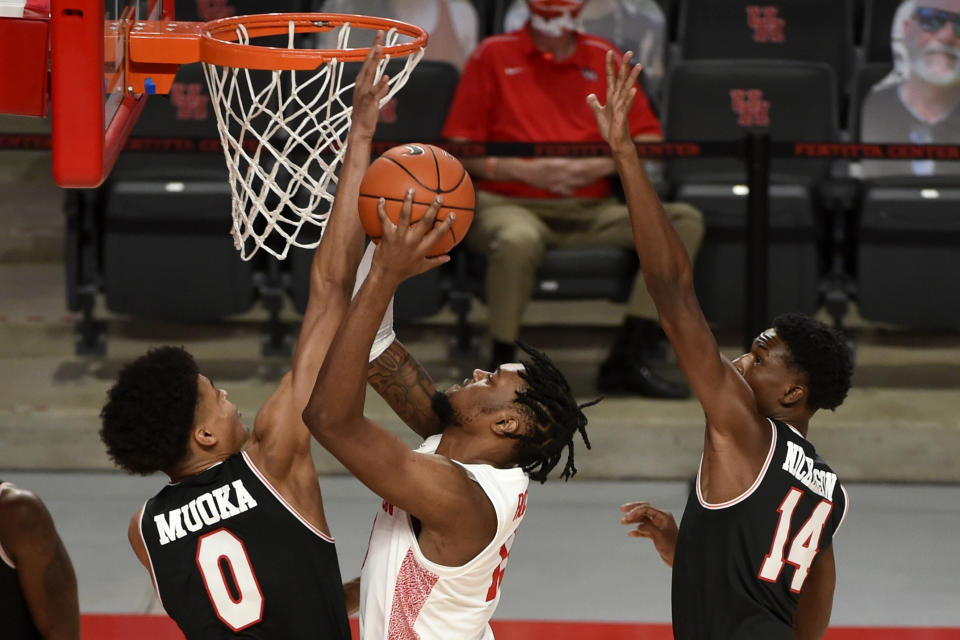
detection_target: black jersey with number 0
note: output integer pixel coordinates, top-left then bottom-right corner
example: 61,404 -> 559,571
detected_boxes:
672,419 -> 848,640
140,453 -> 350,639
0,482 -> 43,640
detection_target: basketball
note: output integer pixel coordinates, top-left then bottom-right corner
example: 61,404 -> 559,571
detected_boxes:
358,143 -> 475,257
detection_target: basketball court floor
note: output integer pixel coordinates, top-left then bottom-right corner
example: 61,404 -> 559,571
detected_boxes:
1,470 -> 958,639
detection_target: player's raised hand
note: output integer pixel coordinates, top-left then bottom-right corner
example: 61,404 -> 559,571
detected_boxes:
350,32 -> 390,140
373,188 -> 453,284
587,50 -> 643,152
620,501 -> 678,568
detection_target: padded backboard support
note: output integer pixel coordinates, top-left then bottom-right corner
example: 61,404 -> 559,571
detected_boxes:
50,0 -> 171,187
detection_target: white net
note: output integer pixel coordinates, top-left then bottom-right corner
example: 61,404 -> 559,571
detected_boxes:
202,20 -> 424,260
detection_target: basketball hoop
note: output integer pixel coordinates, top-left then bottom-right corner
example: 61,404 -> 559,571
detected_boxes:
127,13 -> 427,260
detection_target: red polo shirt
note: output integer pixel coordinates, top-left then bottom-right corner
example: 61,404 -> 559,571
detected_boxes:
442,25 -> 661,199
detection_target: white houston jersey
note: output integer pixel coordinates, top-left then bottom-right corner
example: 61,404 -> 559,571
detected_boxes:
359,435 -> 530,640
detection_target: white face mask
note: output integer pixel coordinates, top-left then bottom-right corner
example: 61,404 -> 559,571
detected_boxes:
529,10 -> 582,37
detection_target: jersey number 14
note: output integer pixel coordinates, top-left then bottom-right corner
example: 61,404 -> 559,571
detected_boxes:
758,487 -> 833,593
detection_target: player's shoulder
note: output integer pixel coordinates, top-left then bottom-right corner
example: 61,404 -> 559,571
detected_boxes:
0,485 -> 44,514
0,486 -> 51,535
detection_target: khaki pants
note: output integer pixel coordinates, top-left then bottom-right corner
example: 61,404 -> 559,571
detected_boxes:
467,190 -> 705,343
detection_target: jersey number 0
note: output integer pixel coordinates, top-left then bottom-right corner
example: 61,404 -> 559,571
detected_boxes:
196,528 -> 265,631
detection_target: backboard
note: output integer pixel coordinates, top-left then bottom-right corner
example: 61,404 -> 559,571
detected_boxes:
50,0 -> 172,187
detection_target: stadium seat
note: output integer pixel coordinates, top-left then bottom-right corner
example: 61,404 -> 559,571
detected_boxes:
678,0 -> 856,99
852,57 -> 960,328
451,245 -> 640,354
63,60 -> 273,355
857,178 -> 960,328
862,0 -> 906,63
663,60 -> 839,329
101,179 -> 256,323
654,0 -> 680,42
287,60 -> 462,323
851,0 -> 867,45
848,63 -> 895,140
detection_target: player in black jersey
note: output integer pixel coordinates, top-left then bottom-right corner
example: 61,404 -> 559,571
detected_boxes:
97,41 -> 392,639
589,53 -> 855,640
0,482 -> 80,640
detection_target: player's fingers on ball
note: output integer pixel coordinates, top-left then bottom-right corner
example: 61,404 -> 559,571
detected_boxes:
376,198 -> 394,232
422,212 -> 454,250
419,197 -> 442,233
397,188 -> 415,229
426,194 -> 444,217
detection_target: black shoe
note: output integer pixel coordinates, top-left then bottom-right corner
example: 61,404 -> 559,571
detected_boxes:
643,325 -> 675,364
597,358 -> 691,399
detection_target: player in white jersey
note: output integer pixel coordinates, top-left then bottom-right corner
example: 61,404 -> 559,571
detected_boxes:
303,194 -> 598,639
359,434 -> 529,639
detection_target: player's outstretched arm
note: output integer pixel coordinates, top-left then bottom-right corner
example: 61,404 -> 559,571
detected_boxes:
0,488 -> 80,640
350,246 -> 441,439
248,37 -> 389,482
367,340 -> 444,440
620,501 -> 678,567
304,194 -> 493,543
793,547 -> 835,640
587,51 -> 762,441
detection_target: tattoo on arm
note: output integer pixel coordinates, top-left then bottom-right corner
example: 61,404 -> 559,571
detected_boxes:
367,341 -> 442,439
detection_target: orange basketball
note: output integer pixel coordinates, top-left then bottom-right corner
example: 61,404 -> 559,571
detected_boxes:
358,143 -> 475,257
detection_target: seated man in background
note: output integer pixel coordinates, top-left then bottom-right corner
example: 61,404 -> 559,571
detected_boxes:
862,0 -> 960,177
318,0 -> 477,70
443,0 -> 704,398
502,0 -> 667,95
0,481 -> 80,640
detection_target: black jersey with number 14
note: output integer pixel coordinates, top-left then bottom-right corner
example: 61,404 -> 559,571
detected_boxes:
140,452 -> 350,639
672,419 -> 848,640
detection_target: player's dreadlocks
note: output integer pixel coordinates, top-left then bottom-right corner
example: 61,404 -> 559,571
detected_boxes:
505,342 -> 600,483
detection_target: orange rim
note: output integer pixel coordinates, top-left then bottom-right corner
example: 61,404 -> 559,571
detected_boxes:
199,12 -> 428,70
